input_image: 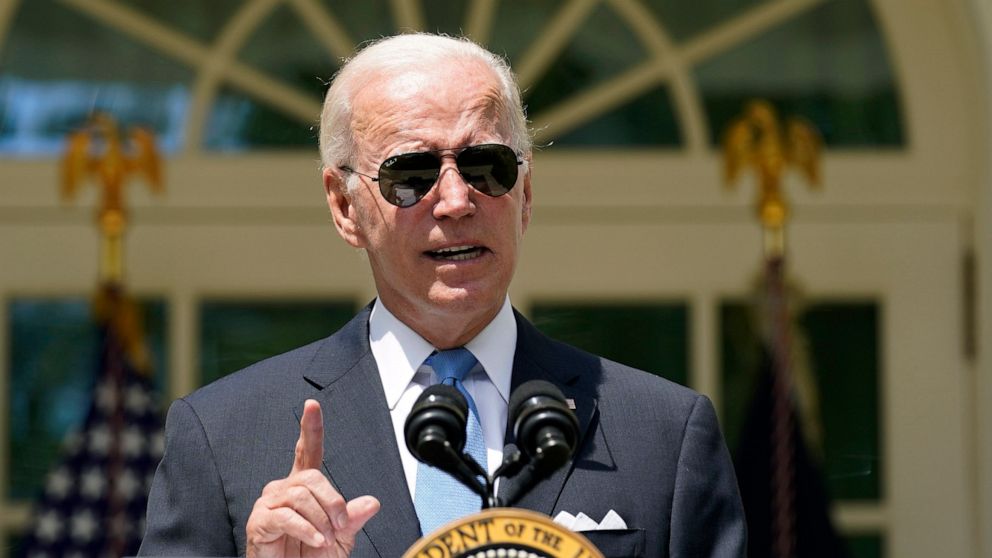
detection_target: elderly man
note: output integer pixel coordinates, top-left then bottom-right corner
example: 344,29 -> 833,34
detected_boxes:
139,33 -> 745,558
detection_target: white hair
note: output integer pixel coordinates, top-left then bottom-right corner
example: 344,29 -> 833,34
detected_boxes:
318,33 -> 531,178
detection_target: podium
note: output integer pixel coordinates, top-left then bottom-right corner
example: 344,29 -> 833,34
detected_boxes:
404,509 -> 604,558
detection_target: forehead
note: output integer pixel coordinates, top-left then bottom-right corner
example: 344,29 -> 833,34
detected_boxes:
349,58 -> 507,154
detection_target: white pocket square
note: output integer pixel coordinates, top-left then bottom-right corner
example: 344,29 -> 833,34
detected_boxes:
553,509 -> 628,531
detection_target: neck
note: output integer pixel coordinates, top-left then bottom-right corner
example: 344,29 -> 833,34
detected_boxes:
378,296 -> 503,350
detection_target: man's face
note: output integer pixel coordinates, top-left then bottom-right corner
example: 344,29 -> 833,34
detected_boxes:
324,58 -> 532,344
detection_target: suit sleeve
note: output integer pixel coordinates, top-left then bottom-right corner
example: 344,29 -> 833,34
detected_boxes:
669,395 -> 747,557
138,398 -> 238,557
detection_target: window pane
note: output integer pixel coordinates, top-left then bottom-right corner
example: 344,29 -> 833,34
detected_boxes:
5,533 -> 25,556
488,0 -> 567,65
8,297 -> 168,500
800,303 -> 882,500
530,303 -> 688,386
848,533 -> 885,558
318,1 -> 395,46
422,0 -> 470,35
695,0 -> 902,146
198,300 -> 357,386
239,5 -> 338,101
0,0 -> 192,155
202,4 -> 338,151
522,3 -> 681,147
128,0 -> 246,43
524,4 -> 650,119
642,0 -> 772,43
204,87 -> 317,150
720,300 -> 882,501
549,85 -> 681,147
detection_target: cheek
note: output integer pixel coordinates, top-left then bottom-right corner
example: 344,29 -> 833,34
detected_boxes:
351,197 -> 394,245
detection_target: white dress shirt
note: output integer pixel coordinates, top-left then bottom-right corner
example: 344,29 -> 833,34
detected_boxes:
369,297 -> 516,500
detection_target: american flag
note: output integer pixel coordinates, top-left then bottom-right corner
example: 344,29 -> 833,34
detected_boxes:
19,288 -> 164,558
733,258 -> 849,558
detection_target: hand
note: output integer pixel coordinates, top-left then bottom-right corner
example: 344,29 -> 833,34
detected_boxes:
246,400 -> 381,558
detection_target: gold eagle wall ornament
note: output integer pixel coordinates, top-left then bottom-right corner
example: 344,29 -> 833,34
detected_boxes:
722,100 -> 822,255
61,113 -> 164,284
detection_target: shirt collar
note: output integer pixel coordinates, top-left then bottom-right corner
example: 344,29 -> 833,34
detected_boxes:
369,297 -> 517,409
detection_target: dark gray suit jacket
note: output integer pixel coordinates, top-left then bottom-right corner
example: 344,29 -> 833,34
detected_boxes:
139,307 -> 745,557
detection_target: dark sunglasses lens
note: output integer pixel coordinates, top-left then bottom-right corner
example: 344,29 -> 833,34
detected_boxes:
456,144 -> 519,197
378,152 -> 441,207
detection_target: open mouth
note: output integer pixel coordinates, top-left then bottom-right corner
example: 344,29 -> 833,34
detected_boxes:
425,245 -> 487,261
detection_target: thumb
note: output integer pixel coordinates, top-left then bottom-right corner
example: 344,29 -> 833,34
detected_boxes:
336,496 -> 381,543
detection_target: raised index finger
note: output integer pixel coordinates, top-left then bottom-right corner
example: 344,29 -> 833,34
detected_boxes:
291,399 -> 324,474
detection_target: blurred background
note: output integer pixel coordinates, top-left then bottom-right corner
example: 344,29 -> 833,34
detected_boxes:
1,0 -> 991,557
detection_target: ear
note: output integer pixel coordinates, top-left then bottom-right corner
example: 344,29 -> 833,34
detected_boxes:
324,167 -> 367,248
520,158 -> 533,233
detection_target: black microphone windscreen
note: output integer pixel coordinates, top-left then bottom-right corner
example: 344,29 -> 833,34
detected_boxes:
500,381 -> 579,506
508,380 -> 566,420
404,383 -> 468,464
403,384 -> 489,502
510,380 -> 579,464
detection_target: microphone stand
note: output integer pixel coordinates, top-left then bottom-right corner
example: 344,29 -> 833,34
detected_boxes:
454,443 -> 537,509
443,446 -> 513,509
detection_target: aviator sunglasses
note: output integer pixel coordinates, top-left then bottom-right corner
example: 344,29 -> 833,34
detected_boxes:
339,143 -> 523,208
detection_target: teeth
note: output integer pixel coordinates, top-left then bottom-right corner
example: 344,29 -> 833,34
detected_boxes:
428,245 -> 483,261
434,245 -> 476,254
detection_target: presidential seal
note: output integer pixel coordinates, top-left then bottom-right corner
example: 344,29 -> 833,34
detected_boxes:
403,509 -> 604,558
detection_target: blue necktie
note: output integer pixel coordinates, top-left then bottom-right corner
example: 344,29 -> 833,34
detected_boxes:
414,348 -> 487,535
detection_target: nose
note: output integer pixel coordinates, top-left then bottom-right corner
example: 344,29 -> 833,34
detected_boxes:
431,155 -> 475,220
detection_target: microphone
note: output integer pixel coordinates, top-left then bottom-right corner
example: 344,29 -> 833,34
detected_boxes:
499,380 -> 580,506
509,380 -> 579,472
404,384 -> 487,500
405,381 -> 580,508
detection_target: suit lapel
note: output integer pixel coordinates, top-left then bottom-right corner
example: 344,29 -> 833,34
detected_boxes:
499,312 -> 599,516
301,308 -> 421,557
